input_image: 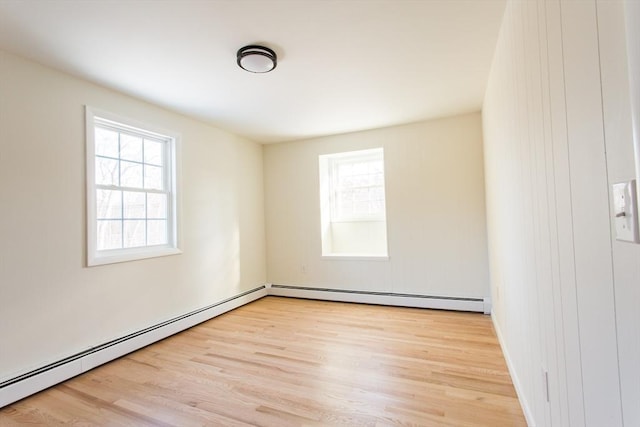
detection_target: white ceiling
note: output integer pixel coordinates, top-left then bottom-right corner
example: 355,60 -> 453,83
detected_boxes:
0,0 -> 506,143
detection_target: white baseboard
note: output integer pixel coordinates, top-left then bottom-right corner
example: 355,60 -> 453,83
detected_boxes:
268,284 -> 490,313
0,285 -> 268,408
491,312 -> 535,427
0,283 -> 490,409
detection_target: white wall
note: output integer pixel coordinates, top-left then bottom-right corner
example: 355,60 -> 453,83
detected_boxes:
483,0 -> 639,426
611,2 -> 640,425
264,113 -> 490,298
329,221 -> 387,255
0,50 -> 266,382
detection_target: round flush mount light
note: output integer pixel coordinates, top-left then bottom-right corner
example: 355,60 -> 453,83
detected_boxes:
237,45 -> 277,73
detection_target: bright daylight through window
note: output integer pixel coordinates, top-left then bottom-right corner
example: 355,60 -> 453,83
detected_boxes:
86,107 -> 180,266
319,148 -> 388,258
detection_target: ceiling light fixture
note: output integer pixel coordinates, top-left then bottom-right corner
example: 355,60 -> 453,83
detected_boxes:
237,45 -> 277,73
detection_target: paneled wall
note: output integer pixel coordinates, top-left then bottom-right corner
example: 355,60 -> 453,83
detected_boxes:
483,0 -> 639,425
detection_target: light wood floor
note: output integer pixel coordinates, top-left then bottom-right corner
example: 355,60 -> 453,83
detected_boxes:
0,297 -> 526,426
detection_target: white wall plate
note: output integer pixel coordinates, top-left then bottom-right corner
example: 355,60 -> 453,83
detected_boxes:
612,180 -> 639,243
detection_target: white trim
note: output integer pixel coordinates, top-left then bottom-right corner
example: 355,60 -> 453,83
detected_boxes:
0,286 -> 268,408
268,285 -> 487,312
491,312 -> 536,427
483,296 -> 492,314
321,254 -> 389,261
85,106 -> 182,266
88,246 -> 182,267
0,360 -> 82,412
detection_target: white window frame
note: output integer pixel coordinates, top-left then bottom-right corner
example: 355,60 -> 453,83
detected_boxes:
86,106 -> 181,266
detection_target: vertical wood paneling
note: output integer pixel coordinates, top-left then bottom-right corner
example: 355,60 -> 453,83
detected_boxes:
536,1 -> 572,425
483,2 -> 545,424
599,2 -> 640,426
484,0 -> 627,426
525,2 -> 555,425
560,2 -> 623,425
543,1 -> 586,424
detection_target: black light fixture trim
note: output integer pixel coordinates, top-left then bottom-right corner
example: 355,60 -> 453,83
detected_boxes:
237,45 -> 277,73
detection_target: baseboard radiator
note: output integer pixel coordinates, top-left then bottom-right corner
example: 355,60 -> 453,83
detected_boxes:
0,285 -> 268,408
268,284 -> 491,314
0,283 -> 490,408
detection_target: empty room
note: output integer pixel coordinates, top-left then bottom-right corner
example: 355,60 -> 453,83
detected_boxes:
1,1 -> 639,426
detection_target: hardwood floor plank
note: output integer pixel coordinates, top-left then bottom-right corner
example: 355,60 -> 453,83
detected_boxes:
0,297 -> 526,426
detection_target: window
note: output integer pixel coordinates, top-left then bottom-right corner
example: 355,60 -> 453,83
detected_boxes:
329,150 -> 386,222
86,107 -> 180,266
319,148 -> 388,258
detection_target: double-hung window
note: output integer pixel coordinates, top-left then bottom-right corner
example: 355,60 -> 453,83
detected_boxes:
319,148 -> 388,258
86,107 -> 180,266
329,150 -> 386,222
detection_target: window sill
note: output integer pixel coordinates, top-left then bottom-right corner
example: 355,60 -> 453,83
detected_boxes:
88,247 -> 182,267
330,218 -> 386,223
321,254 -> 389,261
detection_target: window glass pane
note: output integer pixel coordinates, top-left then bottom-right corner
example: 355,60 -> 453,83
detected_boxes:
144,140 -> 163,166
96,190 -> 122,219
355,201 -> 368,215
353,162 -> 368,175
340,176 -> 354,189
124,220 -> 146,248
144,165 -> 163,190
338,163 -> 352,177
370,160 -> 383,173
147,193 -> 167,219
376,186 -> 386,198
340,200 -> 353,216
354,188 -> 369,202
339,188 -> 353,203
95,157 -> 119,186
123,191 -> 145,219
354,175 -> 369,187
95,127 -> 119,158
120,134 -> 143,162
97,220 -> 122,250
147,220 -> 168,245
121,161 -> 143,188
329,151 -> 387,221
372,200 -> 384,214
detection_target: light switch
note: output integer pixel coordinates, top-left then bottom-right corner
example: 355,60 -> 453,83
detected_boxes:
612,180 -> 639,243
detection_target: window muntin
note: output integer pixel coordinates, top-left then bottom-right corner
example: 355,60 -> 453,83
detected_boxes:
87,108 -> 180,266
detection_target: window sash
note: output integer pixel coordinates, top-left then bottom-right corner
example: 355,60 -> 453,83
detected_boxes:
328,152 -> 386,222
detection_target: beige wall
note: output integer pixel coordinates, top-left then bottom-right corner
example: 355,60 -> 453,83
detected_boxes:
483,0 -> 639,425
264,113 -> 490,298
0,50 -> 266,382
